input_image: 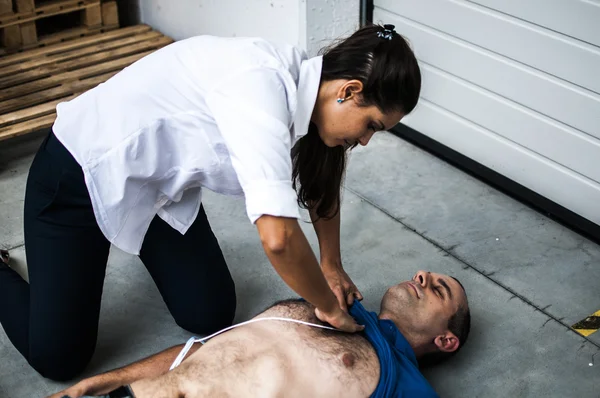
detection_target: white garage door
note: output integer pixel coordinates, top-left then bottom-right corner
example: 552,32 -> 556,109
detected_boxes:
373,0 -> 600,227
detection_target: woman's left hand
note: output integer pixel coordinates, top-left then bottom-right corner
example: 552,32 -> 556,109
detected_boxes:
321,261 -> 364,312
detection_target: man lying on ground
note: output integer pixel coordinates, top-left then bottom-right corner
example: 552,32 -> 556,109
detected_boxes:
50,270 -> 471,398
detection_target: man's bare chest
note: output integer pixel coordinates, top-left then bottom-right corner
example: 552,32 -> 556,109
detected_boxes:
257,300 -> 380,391
180,299 -> 380,397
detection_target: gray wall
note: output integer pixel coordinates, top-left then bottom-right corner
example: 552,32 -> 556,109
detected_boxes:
138,0 -> 359,55
305,0 -> 360,56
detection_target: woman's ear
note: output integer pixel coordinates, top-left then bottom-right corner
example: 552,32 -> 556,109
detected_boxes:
337,80 -> 364,102
433,332 -> 460,353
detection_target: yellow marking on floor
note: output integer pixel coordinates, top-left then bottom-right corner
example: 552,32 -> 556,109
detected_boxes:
574,329 -> 597,337
572,310 -> 600,337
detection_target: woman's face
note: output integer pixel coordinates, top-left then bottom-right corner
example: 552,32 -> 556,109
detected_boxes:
311,79 -> 405,148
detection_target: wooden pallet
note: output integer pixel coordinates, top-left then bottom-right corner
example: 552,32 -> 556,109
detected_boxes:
0,24 -> 173,141
0,0 -> 119,54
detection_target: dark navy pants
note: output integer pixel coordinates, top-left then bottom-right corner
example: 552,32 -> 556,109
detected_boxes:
0,130 -> 236,381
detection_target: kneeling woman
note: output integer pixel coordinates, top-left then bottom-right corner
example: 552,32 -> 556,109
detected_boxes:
0,23 -> 421,381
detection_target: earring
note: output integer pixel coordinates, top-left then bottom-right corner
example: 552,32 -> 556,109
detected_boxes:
337,98 -> 345,103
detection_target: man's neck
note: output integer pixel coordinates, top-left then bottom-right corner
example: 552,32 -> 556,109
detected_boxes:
378,311 -> 427,359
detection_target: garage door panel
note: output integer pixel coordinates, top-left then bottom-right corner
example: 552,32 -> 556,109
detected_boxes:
402,101 -> 600,226
419,63 -> 600,183
375,0 -> 600,94
466,0 -> 600,47
377,8 -> 600,138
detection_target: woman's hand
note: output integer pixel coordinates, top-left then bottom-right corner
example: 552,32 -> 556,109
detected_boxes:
321,261 -> 364,312
315,305 -> 364,333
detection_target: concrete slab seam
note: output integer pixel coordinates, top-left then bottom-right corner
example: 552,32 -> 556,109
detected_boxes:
4,243 -> 24,251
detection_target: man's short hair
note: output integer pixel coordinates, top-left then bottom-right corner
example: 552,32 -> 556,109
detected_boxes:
418,277 -> 471,368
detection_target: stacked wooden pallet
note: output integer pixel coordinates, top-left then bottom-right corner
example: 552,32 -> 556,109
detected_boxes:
0,0 -> 120,55
0,24 -> 173,141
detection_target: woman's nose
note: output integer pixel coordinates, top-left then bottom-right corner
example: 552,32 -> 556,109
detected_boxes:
359,131 -> 375,146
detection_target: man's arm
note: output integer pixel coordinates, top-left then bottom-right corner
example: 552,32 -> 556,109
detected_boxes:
49,344 -> 201,398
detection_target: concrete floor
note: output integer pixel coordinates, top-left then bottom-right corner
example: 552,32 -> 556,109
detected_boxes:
1,130 -> 599,397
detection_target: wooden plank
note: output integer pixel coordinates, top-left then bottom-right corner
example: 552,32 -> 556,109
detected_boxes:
13,0 -> 97,15
0,35 -> 171,88
0,24 -> 173,142
0,26 -> 109,55
0,113 -> 55,141
0,0 -> 13,15
0,94 -> 76,128
0,24 -> 151,66
35,0 -> 96,14
20,21 -> 37,45
15,0 -> 34,13
34,23 -> 117,46
1,25 -> 21,48
0,26 -> 118,55
1,26 -> 110,55
0,50 -> 153,100
81,2 -> 102,27
0,71 -> 117,114
0,30 -> 164,78
101,1 -> 118,26
0,1 -> 100,29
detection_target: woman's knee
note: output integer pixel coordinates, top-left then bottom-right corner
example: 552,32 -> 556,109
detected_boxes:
28,345 -> 94,381
174,292 -> 237,335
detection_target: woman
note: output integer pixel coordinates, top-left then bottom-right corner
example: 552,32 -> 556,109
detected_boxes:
0,23 -> 421,381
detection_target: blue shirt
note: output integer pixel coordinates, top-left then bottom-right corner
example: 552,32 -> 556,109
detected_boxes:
349,301 -> 440,398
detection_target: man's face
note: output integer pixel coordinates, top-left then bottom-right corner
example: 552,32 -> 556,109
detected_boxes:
380,270 -> 466,346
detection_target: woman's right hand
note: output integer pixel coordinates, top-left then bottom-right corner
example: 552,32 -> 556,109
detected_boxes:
315,306 -> 365,333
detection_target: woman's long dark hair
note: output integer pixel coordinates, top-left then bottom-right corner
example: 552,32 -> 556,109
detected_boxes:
292,24 -> 422,219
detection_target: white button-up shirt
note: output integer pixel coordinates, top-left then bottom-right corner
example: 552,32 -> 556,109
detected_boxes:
53,35 -> 322,255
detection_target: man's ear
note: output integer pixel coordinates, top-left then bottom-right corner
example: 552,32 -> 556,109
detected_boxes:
433,332 -> 460,353
336,80 -> 364,102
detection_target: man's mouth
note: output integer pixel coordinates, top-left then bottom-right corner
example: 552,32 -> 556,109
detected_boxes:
408,282 -> 420,299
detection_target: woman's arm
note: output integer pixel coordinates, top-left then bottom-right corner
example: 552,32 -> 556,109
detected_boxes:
309,206 -> 363,311
255,215 -> 363,332
48,344 -> 201,398
256,216 -> 364,332
309,206 -> 342,267
256,215 -> 338,313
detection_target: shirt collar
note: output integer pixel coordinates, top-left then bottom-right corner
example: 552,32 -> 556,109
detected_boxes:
379,318 -> 418,366
349,301 -> 419,366
293,55 -> 323,140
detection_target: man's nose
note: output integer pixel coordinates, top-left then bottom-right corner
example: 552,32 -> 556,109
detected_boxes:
414,270 -> 429,287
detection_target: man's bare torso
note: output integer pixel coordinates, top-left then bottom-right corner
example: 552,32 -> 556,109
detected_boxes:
131,299 -> 381,397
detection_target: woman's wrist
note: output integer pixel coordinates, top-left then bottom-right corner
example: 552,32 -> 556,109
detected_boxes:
319,298 -> 342,315
321,257 -> 343,270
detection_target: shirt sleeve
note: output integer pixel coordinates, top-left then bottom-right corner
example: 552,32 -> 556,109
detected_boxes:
205,66 -> 300,224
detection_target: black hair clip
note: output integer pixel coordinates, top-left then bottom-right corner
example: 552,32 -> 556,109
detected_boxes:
377,24 -> 396,41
